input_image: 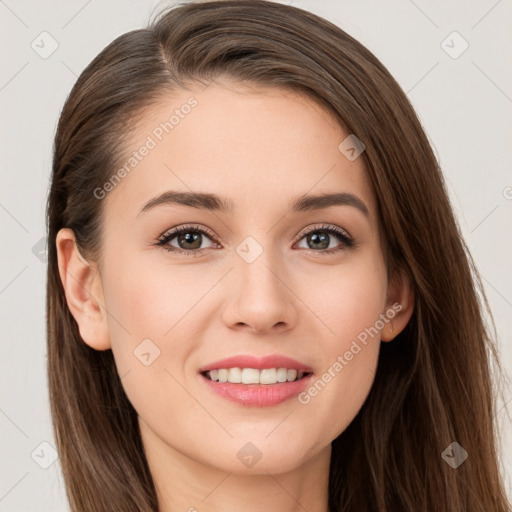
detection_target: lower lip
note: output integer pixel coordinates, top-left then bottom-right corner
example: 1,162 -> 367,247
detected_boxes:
200,373 -> 314,407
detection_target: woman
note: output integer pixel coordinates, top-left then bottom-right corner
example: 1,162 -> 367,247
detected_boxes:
46,1 -> 511,510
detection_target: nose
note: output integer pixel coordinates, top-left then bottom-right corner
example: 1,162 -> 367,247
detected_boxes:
221,246 -> 299,334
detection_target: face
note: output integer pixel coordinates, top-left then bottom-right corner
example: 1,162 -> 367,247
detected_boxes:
58,81 -> 412,478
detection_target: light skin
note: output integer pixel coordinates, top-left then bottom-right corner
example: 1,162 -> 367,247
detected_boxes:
56,81 -> 414,512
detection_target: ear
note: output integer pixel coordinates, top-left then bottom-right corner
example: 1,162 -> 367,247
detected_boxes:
381,267 -> 414,342
55,228 -> 111,350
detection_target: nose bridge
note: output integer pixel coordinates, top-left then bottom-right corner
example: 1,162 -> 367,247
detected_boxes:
223,232 -> 297,331
235,232 -> 285,300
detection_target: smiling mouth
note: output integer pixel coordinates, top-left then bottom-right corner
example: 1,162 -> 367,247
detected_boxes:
200,368 -> 313,385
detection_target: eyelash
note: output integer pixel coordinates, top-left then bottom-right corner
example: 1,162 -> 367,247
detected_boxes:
155,223 -> 357,258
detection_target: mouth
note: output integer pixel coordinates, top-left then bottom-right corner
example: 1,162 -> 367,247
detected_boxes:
199,368 -> 315,407
200,368 -> 313,385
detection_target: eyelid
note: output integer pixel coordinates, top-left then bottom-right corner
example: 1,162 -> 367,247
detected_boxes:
295,223 -> 353,241
158,223 -> 218,242
158,223 -> 352,243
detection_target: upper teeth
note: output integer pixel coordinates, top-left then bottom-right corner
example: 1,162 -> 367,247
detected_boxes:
206,368 -> 307,384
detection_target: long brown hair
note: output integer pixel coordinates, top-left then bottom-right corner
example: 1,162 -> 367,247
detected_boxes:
46,1 -> 511,510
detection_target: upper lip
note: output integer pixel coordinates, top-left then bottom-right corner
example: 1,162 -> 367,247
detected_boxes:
199,354 -> 313,373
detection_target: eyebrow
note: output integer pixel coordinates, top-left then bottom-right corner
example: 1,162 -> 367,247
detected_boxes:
137,190 -> 369,217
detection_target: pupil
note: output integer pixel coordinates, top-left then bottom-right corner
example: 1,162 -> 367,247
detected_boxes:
179,232 -> 201,249
309,231 -> 329,250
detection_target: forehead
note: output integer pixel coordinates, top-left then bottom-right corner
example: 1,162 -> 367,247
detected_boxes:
103,81 -> 377,223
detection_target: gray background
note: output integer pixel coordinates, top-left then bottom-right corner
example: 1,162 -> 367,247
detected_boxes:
1,0 -> 511,510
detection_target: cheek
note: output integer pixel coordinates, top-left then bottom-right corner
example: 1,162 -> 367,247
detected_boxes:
296,254 -> 386,435
100,260 -> 199,421
103,251 -> 214,342
307,251 -> 387,347
100,253 -> 217,400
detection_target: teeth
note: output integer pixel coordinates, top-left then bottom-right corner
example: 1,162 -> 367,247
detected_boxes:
204,367 -> 307,384
241,368 -> 259,384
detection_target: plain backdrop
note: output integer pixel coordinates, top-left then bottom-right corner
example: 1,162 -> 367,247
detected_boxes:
1,0 -> 511,510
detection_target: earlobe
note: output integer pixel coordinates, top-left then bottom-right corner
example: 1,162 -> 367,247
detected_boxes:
381,268 -> 414,342
55,228 -> 111,351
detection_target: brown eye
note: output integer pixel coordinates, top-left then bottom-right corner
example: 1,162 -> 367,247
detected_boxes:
295,224 -> 355,254
175,231 -> 203,250
156,225 -> 218,256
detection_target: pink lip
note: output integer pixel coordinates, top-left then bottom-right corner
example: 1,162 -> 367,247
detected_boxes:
199,354 -> 313,372
200,373 -> 314,407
